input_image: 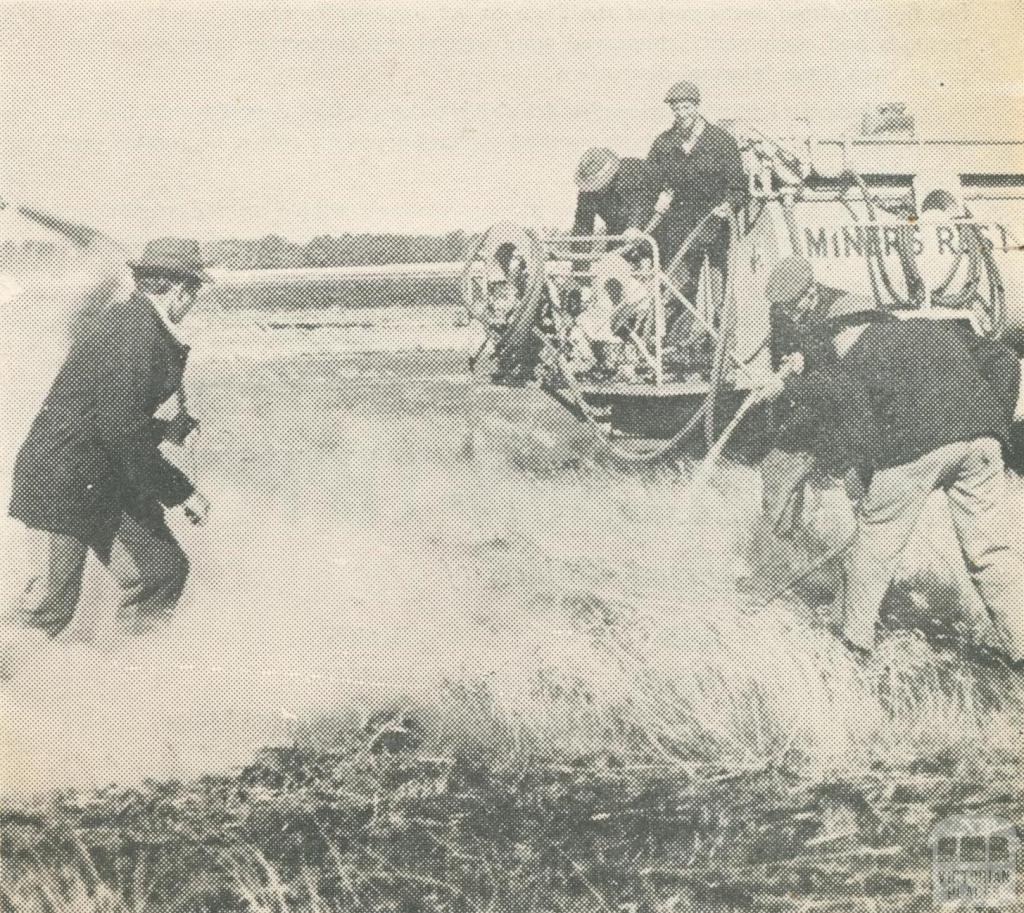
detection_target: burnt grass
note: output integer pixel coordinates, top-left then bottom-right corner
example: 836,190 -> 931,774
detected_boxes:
3,728 -> 1021,913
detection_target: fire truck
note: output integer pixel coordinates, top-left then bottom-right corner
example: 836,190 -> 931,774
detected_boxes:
461,121 -> 1024,467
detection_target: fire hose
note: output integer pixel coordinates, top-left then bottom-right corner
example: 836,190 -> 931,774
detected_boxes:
704,211 -> 741,449
844,170 -> 1005,335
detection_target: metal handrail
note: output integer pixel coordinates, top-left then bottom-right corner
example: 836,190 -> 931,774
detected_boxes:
537,230 -> 666,386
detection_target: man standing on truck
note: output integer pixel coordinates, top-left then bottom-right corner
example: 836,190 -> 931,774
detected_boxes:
571,147 -> 659,242
2,238 -> 212,674
647,81 -> 748,294
821,295 -> 1023,666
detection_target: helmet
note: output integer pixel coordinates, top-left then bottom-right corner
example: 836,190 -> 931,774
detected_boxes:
764,256 -> 814,306
575,148 -> 621,193
920,188 -> 959,215
482,222 -> 534,274
664,80 -> 701,105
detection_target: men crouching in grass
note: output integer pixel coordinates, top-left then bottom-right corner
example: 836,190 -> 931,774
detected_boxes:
759,284 -> 1024,669
2,238 -> 212,675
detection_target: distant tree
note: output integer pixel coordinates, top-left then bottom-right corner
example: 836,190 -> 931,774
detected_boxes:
443,230 -> 467,260
202,239 -> 248,269
210,231 -> 476,268
252,234 -> 304,268
303,235 -> 344,267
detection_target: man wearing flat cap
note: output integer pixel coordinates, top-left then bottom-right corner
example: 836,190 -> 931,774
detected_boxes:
647,81 -> 748,292
4,238 -> 212,667
821,296 -> 1023,666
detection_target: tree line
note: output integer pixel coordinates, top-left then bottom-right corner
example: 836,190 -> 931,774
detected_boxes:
202,231 -> 472,270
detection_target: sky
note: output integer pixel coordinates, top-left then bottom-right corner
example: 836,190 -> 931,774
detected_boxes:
1,0 -> 1022,241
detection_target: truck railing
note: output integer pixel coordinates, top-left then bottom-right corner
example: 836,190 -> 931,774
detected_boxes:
540,231 -> 666,385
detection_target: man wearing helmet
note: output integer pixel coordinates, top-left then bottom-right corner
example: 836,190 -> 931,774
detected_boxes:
570,147 -> 660,272
571,148 -> 659,242
757,292 -> 1023,667
648,81 -> 747,295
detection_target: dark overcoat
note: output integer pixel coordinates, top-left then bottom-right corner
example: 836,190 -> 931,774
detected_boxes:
571,157 -> 659,238
9,292 -> 194,554
647,120 -> 748,261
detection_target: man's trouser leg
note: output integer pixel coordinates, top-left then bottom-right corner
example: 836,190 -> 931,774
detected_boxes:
842,452 -> 943,650
103,513 -> 189,631
15,532 -> 90,637
945,438 -> 1024,661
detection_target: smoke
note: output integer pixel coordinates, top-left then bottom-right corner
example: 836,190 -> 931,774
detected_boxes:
2,311 -> 1021,797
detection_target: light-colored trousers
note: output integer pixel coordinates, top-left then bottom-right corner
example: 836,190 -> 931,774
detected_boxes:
15,513 -> 189,638
843,437 -> 1024,660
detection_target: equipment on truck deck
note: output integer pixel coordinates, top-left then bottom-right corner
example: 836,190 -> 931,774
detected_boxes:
460,119 -> 1024,469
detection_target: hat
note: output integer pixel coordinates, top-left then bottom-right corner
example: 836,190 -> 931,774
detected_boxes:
764,256 -> 814,305
492,242 -> 521,272
575,148 -> 621,192
825,293 -> 887,330
664,80 -> 701,105
129,237 -> 212,283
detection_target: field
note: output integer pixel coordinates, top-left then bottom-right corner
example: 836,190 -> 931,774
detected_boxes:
1,282 -> 1022,912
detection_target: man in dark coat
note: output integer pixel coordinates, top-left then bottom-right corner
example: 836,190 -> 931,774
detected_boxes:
647,81 -> 748,289
5,237 -> 212,659
569,147 -> 659,272
572,147 -> 659,240
823,296 -> 1023,665
762,256 -> 844,372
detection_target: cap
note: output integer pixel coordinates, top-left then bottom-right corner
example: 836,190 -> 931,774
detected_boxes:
664,81 -> 701,105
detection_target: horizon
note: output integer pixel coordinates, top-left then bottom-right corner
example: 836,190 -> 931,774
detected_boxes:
2,1 -> 1022,243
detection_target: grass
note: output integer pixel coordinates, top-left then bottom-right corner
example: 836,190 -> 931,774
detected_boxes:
3,576 -> 1021,912
2,738 -> 1019,912
6,451 -> 1021,909
3,323 -> 1022,911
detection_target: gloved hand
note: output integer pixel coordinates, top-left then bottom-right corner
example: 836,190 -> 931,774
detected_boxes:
781,352 -> 805,375
655,190 -> 674,214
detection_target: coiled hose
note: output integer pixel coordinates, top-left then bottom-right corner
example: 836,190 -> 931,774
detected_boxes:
462,214 -> 755,470
845,170 -> 1004,334
459,224 -> 549,377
